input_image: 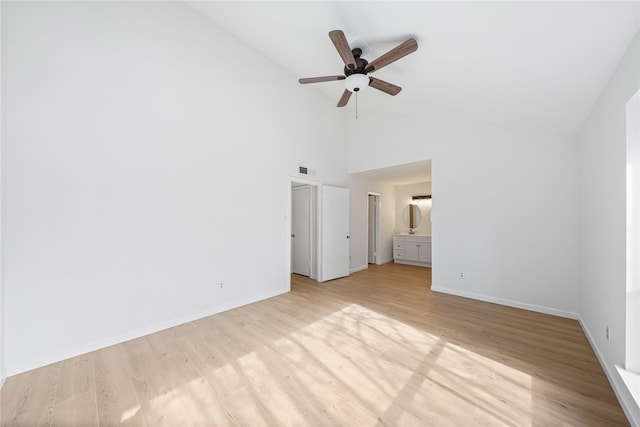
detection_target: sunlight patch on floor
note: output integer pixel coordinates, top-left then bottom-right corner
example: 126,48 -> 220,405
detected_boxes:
142,303 -> 536,426
274,303 -> 535,426
147,389 -> 187,423
169,375 -> 231,425
236,351 -> 308,426
120,404 -> 140,423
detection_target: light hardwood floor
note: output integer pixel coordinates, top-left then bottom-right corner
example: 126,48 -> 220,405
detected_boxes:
0,263 -> 629,426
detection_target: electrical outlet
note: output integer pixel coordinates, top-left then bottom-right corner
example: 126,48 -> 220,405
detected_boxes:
606,326 -> 610,342
220,282 -> 224,289
459,271 -> 465,279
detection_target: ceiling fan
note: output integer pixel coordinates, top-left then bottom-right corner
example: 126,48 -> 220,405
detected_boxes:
298,30 -> 418,107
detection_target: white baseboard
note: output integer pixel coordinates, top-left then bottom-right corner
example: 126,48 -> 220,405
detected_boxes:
395,260 -> 431,268
7,287 -> 289,377
350,259 -> 394,271
430,285 -> 579,320
350,264 -> 368,274
579,317 -> 640,427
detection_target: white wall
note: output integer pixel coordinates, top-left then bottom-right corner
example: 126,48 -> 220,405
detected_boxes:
394,182 -> 431,235
348,108 -> 580,318
3,1 -> 349,375
578,32 -> 640,425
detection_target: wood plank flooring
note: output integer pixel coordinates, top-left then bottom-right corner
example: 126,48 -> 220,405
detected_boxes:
0,263 -> 629,426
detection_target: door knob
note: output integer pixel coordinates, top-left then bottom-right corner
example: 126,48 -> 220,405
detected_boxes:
291,234 -> 295,238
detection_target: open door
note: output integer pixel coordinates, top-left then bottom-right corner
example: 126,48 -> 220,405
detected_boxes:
291,186 -> 311,276
320,185 -> 350,282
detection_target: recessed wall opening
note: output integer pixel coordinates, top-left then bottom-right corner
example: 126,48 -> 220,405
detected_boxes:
353,159 -> 432,280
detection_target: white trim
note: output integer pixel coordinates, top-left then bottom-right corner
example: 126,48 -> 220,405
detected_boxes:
7,287 -> 288,376
580,317 -> 640,426
394,260 -> 431,268
288,175 -> 322,187
430,285 -> 579,319
350,264 -> 368,274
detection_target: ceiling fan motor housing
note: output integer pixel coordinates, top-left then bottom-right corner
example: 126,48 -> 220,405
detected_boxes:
344,48 -> 369,76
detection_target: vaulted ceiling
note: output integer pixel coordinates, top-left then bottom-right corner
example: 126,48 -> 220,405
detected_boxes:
188,1 -> 639,136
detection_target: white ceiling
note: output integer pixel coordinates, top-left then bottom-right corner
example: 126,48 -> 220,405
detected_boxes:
188,1 -> 639,138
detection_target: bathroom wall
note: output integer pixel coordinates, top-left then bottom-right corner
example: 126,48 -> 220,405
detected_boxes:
395,182 -> 432,235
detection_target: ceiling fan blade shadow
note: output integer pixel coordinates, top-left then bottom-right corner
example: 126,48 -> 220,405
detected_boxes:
299,76 -> 346,84
365,38 -> 418,73
337,89 -> 352,107
329,30 -> 356,71
368,77 -> 402,96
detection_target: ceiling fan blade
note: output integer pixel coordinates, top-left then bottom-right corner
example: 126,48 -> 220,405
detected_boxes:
365,38 -> 418,73
329,30 -> 356,70
299,76 -> 346,84
368,77 -> 402,96
337,89 -> 352,107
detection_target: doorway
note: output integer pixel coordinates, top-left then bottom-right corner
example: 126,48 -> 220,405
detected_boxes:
367,193 -> 380,264
291,182 -> 318,279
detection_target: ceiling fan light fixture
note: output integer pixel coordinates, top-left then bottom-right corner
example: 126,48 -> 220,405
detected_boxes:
344,73 -> 370,92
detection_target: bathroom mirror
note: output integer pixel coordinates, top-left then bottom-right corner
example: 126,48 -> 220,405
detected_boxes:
403,203 -> 422,231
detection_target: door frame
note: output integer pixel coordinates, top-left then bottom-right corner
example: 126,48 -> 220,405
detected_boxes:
291,185 -> 312,277
288,177 -> 321,281
366,192 -> 381,266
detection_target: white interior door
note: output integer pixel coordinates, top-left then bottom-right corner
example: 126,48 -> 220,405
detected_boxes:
291,186 -> 311,276
321,185 -> 350,282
